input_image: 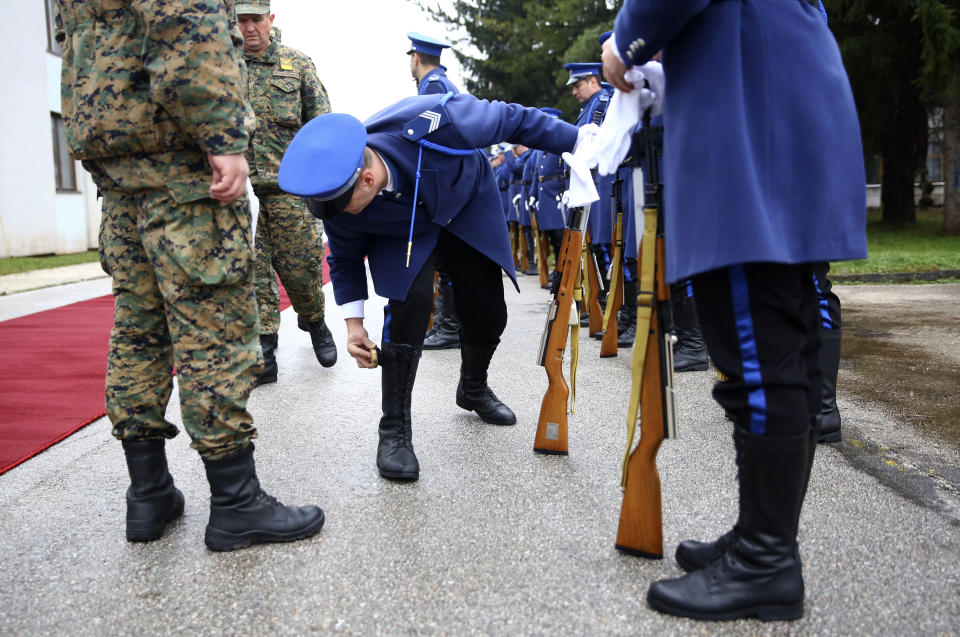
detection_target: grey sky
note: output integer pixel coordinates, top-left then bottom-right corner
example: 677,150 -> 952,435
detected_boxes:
269,0 -> 465,120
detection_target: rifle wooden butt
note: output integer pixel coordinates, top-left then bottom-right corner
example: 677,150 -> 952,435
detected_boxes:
534,374 -> 569,455
615,304 -> 666,559
599,271 -> 623,358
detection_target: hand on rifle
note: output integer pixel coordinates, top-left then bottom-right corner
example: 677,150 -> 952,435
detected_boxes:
345,317 -> 378,369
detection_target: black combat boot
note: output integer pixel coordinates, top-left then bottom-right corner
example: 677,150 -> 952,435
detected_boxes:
456,343 -> 517,425
423,281 -> 461,350
523,228 -> 538,276
672,293 -> 709,372
818,328 -> 842,443
254,333 -> 278,387
298,315 -> 337,368
617,272 -> 638,348
378,343 -> 422,480
122,439 -> 185,542
651,427 -> 811,621
202,444 -> 325,551
675,418 -> 821,573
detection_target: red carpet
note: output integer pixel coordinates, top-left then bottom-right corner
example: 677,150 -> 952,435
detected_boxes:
0,258 -> 328,475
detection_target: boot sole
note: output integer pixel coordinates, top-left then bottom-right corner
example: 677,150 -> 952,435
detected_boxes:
126,496 -> 185,542
204,511 -> 325,552
378,467 -> 419,480
647,593 -> 804,622
455,396 -> 516,425
675,363 -> 709,372
818,431 -> 841,443
422,343 -> 460,350
253,374 -> 277,387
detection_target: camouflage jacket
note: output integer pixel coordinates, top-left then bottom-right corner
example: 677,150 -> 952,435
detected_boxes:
55,0 -> 255,161
244,31 -> 330,190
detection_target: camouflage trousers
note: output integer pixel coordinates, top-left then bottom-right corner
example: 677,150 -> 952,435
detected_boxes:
87,151 -> 260,460
253,190 -> 326,335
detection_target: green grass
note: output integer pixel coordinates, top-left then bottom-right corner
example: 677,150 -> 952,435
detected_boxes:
0,249 -> 100,277
830,209 -> 960,275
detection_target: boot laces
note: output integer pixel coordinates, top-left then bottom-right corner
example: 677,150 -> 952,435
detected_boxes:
256,489 -> 283,507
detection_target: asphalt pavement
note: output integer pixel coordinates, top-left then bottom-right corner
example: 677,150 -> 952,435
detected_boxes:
0,265 -> 958,636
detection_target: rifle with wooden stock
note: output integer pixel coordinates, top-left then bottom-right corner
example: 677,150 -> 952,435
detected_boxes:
615,114 -> 678,559
534,204 -> 589,455
530,206 -> 550,289
600,175 -> 626,357
582,230 -> 605,337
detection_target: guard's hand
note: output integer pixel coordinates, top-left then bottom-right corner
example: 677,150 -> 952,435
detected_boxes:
602,37 -> 633,94
346,318 -> 378,369
208,153 -> 250,205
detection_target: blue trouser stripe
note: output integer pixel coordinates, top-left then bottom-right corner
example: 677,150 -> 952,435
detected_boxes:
686,280 -> 694,298
383,304 -> 392,343
812,272 -> 834,329
729,266 -> 767,434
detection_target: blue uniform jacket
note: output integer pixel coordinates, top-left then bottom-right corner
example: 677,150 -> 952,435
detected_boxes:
535,150 -> 567,231
418,66 -> 459,96
576,88 -> 613,244
505,150 -> 527,223
613,0 -> 867,283
519,152 -> 536,227
494,160 -> 511,218
323,94 -> 579,304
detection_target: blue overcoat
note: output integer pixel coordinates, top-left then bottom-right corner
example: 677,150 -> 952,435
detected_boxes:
535,150 -> 567,231
519,152 -> 536,227
505,150 -> 527,223
494,160 -> 511,218
323,94 -> 579,305
613,0 -> 867,283
575,88 -> 613,244
417,66 -> 459,96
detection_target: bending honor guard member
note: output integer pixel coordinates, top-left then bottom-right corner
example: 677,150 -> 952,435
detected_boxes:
238,0 -> 337,385
55,0 -> 324,550
279,93 -> 582,481
603,0 -> 866,621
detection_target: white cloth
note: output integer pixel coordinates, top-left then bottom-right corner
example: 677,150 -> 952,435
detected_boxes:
560,148 -> 599,208
594,61 -> 665,176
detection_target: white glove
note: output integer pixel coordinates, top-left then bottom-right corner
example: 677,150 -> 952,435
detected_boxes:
528,196 -> 536,210
512,193 -> 521,207
594,61 -> 665,176
560,150 -> 599,208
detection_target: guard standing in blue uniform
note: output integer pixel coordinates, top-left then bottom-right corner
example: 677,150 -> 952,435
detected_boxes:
407,32 -> 463,350
506,144 -> 531,271
279,93 -> 581,482
493,146 -> 512,220
519,147 -> 539,277
565,62 -> 613,316
603,0 -> 866,621
533,108 -> 568,287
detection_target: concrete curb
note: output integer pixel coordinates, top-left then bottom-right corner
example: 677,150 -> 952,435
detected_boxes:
831,269 -> 960,283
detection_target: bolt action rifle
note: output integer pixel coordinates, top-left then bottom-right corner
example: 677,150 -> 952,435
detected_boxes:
600,175 -> 626,357
582,230 -> 605,337
615,113 -> 678,558
534,203 -> 589,455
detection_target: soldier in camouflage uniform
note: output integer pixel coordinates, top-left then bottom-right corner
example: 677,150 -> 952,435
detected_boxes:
238,1 -> 337,386
55,0 -> 324,551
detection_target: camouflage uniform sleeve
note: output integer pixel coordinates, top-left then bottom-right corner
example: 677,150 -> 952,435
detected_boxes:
300,56 -> 331,123
131,0 -> 255,155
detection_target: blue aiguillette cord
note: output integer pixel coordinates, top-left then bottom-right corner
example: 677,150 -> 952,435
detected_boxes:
405,92 -> 478,268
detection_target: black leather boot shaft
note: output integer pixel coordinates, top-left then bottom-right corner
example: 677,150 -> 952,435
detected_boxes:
202,444 -> 324,551
424,282 -> 461,350
649,427 -> 810,621
617,277 -> 638,347
672,295 -> 709,372
818,328 -> 842,442
122,439 -> 184,542
377,343 -> 422,480
456,343 -> 516,425
297,315 -> 338,367
254,333 -> 278,387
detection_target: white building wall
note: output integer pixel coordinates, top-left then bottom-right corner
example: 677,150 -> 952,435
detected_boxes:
0,1 -> 98,258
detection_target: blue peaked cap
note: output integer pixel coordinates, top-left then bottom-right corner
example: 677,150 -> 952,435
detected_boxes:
278,113 -> 367,219
540,107 -> 562,118
564,62 -> 602,86
598,31 -> 612,46
407,32 -> 451,58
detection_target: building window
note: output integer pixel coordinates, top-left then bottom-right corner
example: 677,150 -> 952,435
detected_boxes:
46,0 -> 62,56
51,113 -> 77,192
